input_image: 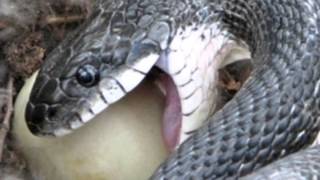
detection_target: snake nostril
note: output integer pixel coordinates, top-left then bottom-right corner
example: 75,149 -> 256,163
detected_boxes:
32,104 -> 48,124
48,106 -> 58,118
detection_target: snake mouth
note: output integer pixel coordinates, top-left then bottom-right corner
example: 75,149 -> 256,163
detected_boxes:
153,70 -> 182,151
153,45 -> 252,152
153,58 -> 253,152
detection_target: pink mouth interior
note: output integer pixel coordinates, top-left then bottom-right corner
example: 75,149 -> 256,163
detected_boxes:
158,74 -> 182,152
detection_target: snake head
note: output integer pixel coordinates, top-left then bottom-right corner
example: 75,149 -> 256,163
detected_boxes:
24,0 -> 166,136
25,50 -> 106,136
25,32 -> 160,137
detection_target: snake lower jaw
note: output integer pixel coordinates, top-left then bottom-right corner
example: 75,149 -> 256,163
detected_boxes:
155,72 -> 182,152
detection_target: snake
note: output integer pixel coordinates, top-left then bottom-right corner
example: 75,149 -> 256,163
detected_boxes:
24,0 -> 320,179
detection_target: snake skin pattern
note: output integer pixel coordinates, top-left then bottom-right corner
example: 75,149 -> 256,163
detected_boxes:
25,0 -> 320,179
242,145 -> 320,179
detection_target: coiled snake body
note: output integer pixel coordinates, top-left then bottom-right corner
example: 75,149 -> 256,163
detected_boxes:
25,0 -> 320,179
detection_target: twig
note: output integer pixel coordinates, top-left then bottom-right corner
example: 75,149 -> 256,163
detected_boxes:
45,14 -> 85,25
0,76 -> 14,161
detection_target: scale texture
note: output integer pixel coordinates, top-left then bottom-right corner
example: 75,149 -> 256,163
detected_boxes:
242,145 -> 320,180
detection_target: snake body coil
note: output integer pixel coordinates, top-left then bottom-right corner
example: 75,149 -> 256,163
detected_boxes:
152,0 -> 320,179
25,0 -> 320,179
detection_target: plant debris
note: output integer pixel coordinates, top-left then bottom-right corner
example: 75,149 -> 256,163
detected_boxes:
0,0 -> 91,179
5,33 -> 45,78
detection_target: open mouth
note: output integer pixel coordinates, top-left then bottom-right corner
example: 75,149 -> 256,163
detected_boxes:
150,54 -> 252,152
146,24 -> 253,152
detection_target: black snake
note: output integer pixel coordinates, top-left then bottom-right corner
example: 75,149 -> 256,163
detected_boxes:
24,0 -> 320,179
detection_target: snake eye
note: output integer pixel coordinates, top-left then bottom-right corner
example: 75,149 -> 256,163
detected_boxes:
76,64 -> 100,87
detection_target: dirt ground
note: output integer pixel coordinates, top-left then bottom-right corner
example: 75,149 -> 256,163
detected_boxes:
0,1 -> 252,179
0,1 -> 91,178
